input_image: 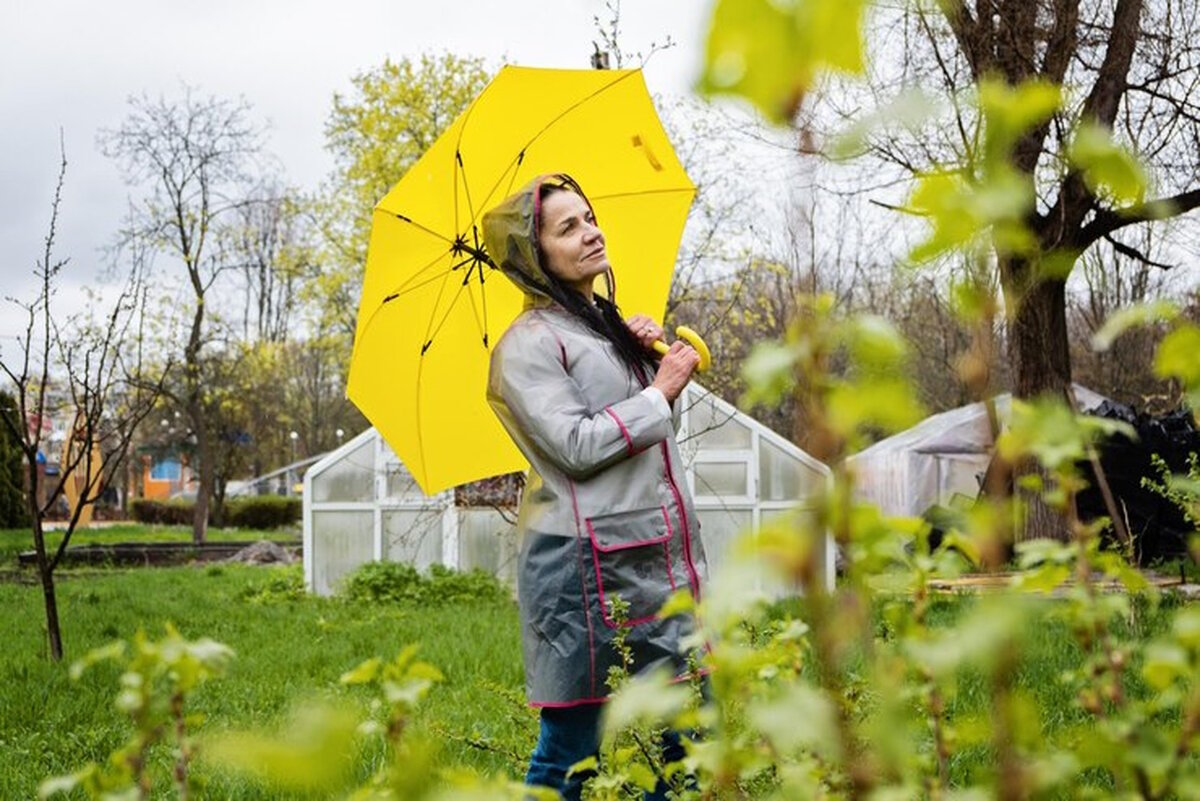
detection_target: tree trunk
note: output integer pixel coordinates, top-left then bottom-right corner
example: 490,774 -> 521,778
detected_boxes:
191,415 -> 212,545
1002,255 -> 1074,542
30,516 -> 63,661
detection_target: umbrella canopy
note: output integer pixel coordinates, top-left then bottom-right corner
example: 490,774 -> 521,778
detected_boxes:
347,66 -> 695,495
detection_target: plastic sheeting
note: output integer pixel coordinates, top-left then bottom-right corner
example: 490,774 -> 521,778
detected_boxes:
847,385 -> 1109,517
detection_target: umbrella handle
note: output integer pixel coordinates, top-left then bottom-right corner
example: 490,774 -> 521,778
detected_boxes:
652,325 -> 712,373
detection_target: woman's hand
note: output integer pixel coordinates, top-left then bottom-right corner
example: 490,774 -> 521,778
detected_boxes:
651,341 -> 701,403
625,314 -> 664,351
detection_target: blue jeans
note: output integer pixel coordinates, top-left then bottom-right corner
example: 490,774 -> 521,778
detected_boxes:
525,704 -> 686,801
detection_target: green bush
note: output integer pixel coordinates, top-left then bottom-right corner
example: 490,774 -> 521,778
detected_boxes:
129,499 -> 194,526
224,496 -> 301,530
129,497 -> 300,529
341,561 -> 508,606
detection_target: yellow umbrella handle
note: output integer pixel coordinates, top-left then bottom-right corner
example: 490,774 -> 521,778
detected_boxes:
651,325 -> 712,373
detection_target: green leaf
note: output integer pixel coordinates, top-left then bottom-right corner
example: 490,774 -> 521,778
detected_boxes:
749,684 -> 838,758
826,378 -> 925,439
979,79 -> 1062,162
1142,641 -> 1190,690
202,702 -> 359,792
38,768 -> 90,799
566,755 -> 598,778
69,641 -> 126,681
740,340 -> 797,406
626,762 -> 659,792
1173,607 -> 1200,649
1155,324 -> 1200,387
844,314 -> 909,368
1091,300 -> 1179,351
657,588 -> 696,620
339,656 -> 382,685
1069,121 -> 1148,205
698,0 -> 868,124
601,668 -> 690,741
1010,563 -> 1071,593
831,88 -> 937,160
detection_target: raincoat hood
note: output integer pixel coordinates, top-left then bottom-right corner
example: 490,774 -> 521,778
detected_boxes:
481,173 -> 605,302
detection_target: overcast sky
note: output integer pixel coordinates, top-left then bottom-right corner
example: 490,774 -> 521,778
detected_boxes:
0,0 -> 712,341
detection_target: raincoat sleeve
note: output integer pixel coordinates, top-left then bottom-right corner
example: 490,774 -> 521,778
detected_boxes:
488,324 -> 674,480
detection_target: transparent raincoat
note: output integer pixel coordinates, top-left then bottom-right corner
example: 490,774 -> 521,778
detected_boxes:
483,174 -> 706,706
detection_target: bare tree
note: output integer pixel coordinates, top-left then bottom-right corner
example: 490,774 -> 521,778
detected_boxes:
0,143 -> 166,661
1069,236 -> 1180,408
221,180 -> 310,344
99,88 -> 264,544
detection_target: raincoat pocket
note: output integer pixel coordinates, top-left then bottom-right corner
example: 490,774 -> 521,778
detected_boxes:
586,506 -> 675,627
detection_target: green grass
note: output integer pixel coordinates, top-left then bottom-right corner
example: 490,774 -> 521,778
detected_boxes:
0,559 -> 1183,798
0,524 -> 300,568
0,564 -> 529,799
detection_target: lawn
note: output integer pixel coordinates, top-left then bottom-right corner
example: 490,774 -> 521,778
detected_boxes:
0,562 -> 529,799
0,537 -> 1184,798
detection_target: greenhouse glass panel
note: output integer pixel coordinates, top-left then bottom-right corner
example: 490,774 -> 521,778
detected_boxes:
689,395 -> 751,450
759,439 -> 818,501
458,509 -> 518,585
696,508 -> 753,564
383,510 -> 443,568
383,461 -> 425,503
693,462 -> 748,497
312,439 -> 374,503
312,510 -> 373,595
761,506 -> 819,532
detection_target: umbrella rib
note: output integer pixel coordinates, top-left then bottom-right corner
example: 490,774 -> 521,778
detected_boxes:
352,251 -> 453,345
423,277 -> 471,355
419,258 -> 459,356
455,151 -> 479,233
380,261 -> 469,303
586,187 -> 697,200
378,249 -> 457,304
470,70 -> 640,225
376,207 -> 457,248
413,349 -> 430,493
463,269 -> 486,349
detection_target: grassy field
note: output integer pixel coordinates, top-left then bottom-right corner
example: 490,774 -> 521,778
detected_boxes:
0,525 -> 1183,798
0,562 -> 529,799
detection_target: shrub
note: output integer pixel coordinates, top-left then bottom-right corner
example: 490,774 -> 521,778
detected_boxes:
129,498 -> 194,525
129,496 -> 301,529
340,561 -> 507,606
224,496 -> 301,530
238,564 -> 307,604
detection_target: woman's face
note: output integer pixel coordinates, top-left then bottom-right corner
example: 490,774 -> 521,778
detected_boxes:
537,189 -> 610,295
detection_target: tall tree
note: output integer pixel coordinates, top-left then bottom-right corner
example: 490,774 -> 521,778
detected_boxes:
921,0 -> 1200,399
100,88 -> 264,544
700,0 -> 1200,538
311,53 -> 492,339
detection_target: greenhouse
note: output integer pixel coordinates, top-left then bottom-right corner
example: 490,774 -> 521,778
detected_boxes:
303,382 -> 833,595
846,385 -> 1109,518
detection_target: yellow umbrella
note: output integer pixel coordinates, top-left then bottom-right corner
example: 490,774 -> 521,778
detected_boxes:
347,66 -> 695,495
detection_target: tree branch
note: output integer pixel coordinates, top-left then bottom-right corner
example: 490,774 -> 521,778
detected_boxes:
1076,187 -> 1200,247
1101,233 -> 1176,270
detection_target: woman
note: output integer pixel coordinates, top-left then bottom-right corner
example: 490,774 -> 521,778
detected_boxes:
482,173 -> 706,800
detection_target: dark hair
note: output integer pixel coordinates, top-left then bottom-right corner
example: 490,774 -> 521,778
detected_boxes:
536,181 -> 656,382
